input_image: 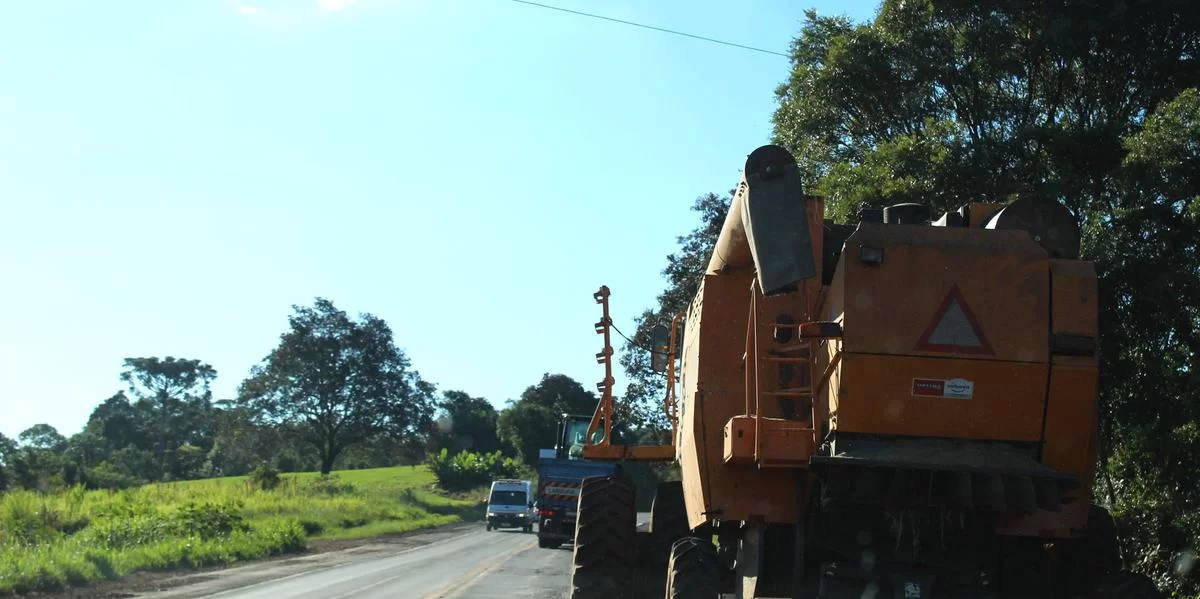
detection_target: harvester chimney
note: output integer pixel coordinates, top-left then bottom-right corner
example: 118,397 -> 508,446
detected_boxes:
705,144 -> 816,295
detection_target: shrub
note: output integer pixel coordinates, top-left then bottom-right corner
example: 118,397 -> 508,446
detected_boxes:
425,449 -> 521,492
0,491 -> 61,545
248,463 -> 281,491
85,461 -> 145,490
174,502 -> 249,540
83,514 -> 177,549
303,474 -> 357,497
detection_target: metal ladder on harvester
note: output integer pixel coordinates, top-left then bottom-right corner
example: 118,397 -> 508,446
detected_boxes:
740,279 -> 825,469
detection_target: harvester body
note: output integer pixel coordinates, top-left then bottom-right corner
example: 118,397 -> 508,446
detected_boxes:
571,145 -> 1155,598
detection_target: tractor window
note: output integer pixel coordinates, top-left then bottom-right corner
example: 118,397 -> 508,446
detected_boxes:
565,420 -> 590,446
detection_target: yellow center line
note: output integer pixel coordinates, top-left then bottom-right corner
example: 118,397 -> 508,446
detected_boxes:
419,537 -> 537,599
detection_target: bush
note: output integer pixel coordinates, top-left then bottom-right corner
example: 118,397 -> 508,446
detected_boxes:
425,449 -> 521,492
0,492 -> 61,545
83,514 -> 177,549
174,502 -> 249,540
85,461 -> 145,491
248,464 -> 281,491
303,474 -> 357,497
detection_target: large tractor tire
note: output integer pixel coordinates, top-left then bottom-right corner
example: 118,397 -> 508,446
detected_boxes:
570,475 -> 636,599
649,480 -> 689,565
665,537 -> 721,599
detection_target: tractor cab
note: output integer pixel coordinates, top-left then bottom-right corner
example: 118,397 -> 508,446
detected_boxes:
554,414 -> 596,460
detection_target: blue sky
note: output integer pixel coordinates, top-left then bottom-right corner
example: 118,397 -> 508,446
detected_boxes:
0,0 -> 876,439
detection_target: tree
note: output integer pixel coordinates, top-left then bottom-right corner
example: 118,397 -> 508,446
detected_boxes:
0,432 -> 16,492
64,429 -> 109,472
239,298 -> 436,475
619,193 -> 730,433
15,424 -> 67,490
84,391 -> 145,452
18,423 -> 66,451
497,374 -> 598,466
204,400 -> 288,476
120,357 -> 217,480
429,390 -> 502,455
769,1 -> 1199,592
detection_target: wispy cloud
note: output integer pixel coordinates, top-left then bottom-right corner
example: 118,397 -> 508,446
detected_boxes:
317,0 -> 354,12
237,4 -> 262,14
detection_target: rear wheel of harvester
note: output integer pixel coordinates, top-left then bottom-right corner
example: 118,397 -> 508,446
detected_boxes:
665,537 -> 721,599
649,480 -> 689,565
570,475 -> 636,599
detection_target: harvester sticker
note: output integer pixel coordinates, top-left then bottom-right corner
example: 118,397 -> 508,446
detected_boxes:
915,285 -> 994,355
541,480 -> 582,501
912,377 -> 974,399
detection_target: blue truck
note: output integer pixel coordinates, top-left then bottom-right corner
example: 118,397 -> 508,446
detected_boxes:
535,414 -> 619,549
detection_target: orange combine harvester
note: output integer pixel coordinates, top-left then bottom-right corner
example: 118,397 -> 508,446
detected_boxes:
570,145 -> 1159,598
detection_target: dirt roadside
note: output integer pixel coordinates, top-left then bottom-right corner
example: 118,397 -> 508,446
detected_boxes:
16,520 -> 485,599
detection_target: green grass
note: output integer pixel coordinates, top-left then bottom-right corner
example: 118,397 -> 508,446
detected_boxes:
0,466 -> 481,596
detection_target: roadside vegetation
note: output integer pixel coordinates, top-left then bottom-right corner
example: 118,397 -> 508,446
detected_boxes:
425,449 -> 523,492
0,465 -> 478,596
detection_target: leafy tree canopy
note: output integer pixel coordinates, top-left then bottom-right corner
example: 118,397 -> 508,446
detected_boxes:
430,390 -> 503,455
238,298 -> 436,474
497,374 -> 597,466
18,424 -> 66,451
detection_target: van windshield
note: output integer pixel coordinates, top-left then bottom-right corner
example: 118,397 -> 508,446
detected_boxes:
489,490 -> 526,505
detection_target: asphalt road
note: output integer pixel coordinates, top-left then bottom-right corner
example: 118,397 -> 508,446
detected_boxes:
137,514 -> 650,599
207,528 -> 568,599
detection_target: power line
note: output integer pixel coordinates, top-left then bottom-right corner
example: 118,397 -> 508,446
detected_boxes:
610,322 -> 650,352
508,0 -> 790,58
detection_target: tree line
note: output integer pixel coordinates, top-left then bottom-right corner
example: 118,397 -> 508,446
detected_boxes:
0,296 -> 610,493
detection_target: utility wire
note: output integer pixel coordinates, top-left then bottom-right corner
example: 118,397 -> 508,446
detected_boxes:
610,322 -> 652,353
508,0 -> 790,58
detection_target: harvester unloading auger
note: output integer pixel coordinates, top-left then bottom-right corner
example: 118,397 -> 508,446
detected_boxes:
571,145 -> 1162,598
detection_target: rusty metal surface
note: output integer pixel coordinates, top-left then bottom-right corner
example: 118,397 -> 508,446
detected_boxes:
841,223 -> 1050,363
831,353 -> 1050,441
1050,259 -> 1099,340
676,272 -> 802,527
815,436 -> 1068,477
966,202 -> 1006,228
1042,360 -> 1099,506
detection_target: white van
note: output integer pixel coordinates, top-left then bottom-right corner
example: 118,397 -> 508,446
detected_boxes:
485,479 -> 534,532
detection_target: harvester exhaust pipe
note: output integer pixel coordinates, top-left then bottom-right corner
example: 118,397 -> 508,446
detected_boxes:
706,144 -> 816,294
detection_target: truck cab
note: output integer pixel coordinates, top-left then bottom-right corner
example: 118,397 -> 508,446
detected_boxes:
485,479 -> 534,532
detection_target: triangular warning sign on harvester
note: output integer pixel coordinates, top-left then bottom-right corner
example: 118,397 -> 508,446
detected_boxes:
915,285 -> 994,355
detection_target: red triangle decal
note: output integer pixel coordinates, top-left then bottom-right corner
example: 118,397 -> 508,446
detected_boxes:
915,285 -> 994,355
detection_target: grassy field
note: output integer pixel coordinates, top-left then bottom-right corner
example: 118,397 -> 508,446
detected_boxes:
0,466 -> 482,596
